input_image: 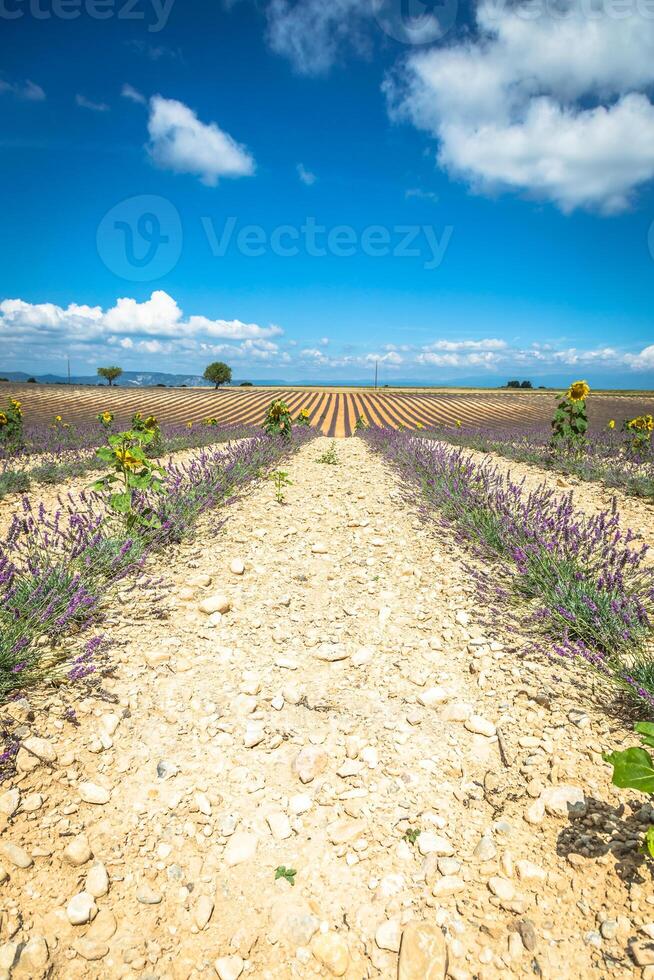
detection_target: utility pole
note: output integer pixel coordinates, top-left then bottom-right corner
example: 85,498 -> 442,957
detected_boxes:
374,360 -> 378,391
67,357 -> 71,385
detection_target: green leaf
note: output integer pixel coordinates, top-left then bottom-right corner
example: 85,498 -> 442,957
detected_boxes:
635,723 -> 654,749
604,747 -> 654,794
274,866 -> 297,885
643,826 -> 654,859
109,492 -> 132,514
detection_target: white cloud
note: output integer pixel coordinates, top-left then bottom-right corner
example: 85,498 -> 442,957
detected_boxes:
266,0 -> 370,75
424,338 -> 507,352
122,83 -> 146,105
297,162 -> 317,185
625,344 -> 654,370
0,291 -> 283,366
147,96 -> 255,186
0,78 -> 45,101
76,94 -> 110,112
386,0 -> 654,212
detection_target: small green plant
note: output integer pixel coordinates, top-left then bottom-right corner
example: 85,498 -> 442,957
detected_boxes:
0,398 -> 24,452
274,866 -> 297,886
403,828 -> 421,845
550,380 -> 590,454
263,400 -> 293,439
92,427 -> 165,531
270,469 -> 291,504
131,412 -> 163,456
605,723 -> 654,857
317,443 -> 338,465
295,408 -> 311,427
354,414 -> 368,432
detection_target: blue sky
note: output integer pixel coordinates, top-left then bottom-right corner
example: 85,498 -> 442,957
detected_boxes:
1,0 -> 654,385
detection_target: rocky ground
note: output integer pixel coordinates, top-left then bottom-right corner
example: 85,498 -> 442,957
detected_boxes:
1,436 -> 654,979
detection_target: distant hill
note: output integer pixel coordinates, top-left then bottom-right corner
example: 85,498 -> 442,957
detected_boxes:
0,370 -> 270,388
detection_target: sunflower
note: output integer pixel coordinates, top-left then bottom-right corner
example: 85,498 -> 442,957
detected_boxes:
101,411 -> 113,424
416,422 -> 425,429
455,419 -> 462,428
54,415 -> 63,423
608,419 -> 615,429
114,448 -> 142,471
0,413 -> 7,426
567,380 -> 590,402
143,415 -> 158,430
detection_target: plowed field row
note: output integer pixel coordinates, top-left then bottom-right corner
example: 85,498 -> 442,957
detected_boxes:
2,384 -> 650,437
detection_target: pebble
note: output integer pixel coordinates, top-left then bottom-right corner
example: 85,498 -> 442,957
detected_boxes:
78,782 -> 110,805
63,835 -> 92,867
224,831 -> 258,866
311,543 -> 328,554
432,875 -> 465,897
136,882 -> 162,905
214,955 -> 244,980
418,833 -> 454,857
311,932 -> 350,976
398,921 -> 448,979
631,940 -> 654,967
198,595 -> 231,615
442,702 -> 472,722
195,895 -> 214,930
488,876 -> 515,901
473,836 -> 496,862
0,789 -> 20,817
464,716 -> 496,737
314,644 -> 350,662
16,936 -> 50,974
21,737 -> 57,763
352,646 -> 373,666
230,559 -> 245,575
74,939 -> 109,961
0,842 -> 33,869
66,892 -> 98,925
541,785 -> 586,817
375,918 -> 402,953
293,745 -> 329,783
417,687 -> 449,708
244,722 -> 265,748
266,811 -> 292,841
86,862 -> 109,898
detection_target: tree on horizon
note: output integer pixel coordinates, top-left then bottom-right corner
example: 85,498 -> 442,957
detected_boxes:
203,361 -> 232,388
97,366 -> 123,386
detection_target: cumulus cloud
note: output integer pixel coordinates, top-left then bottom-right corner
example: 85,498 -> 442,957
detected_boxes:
147,96 -> 255,186
0,291 -> 283,365
0,78 -> 45,101
75,94 -> 110,112
386,0 -> 654,212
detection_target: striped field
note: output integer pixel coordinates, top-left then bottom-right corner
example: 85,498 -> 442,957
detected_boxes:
2,383 -> 651,437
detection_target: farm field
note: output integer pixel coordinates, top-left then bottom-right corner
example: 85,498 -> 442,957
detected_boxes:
2,381 -> 653,437
1,396 -> 654,979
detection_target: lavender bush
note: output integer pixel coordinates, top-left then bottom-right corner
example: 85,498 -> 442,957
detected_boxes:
361,427 -> 654,707
419,424 -> 654,500
0,429 -> 313,700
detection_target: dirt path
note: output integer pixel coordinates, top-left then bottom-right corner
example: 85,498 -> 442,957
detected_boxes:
0,437 -> 650,979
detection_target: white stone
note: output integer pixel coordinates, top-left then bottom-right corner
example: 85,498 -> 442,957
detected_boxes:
67,892 -> 98,925
230,559 -> 245,576
64,836 -> 93,867
417,833 -> 454,857
0,789 -> 20,817
224,831 -> 258,867
195,895 -> 214,930
78,782 -> 110,805
541,785 -> 586,817
199,595 -> 231,616
488,876 -> 515,901
214,955 -> 244,980
417,687 -> 449,708
311,543 -> 328,554
375,918 -> 402,953
86,862 -> 109,898
352,646 -> 373,666
289,794 -> 312,816
266,811 -> 292,841
0,842 -> 32,869
244,722 -> 265,749
22,736 -> 57,763
465,716 -> 496,737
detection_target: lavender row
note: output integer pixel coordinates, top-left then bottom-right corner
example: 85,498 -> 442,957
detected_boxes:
0,423 -> 258,500
417,424 -> 654,500
0,430 -> 312,700
361,427 -> 654,708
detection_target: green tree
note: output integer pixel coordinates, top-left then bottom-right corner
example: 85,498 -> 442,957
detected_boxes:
520,380 -> 533,389
506,380 -> 521,388
97,366 -> 123,386
203,362 -> 232,388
